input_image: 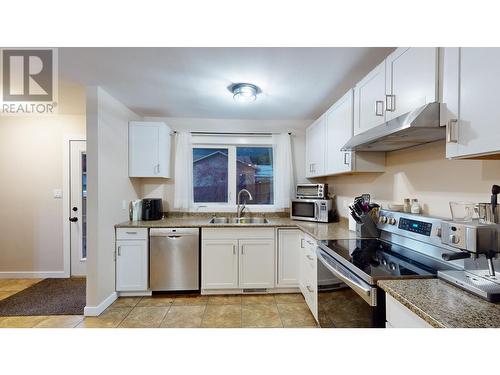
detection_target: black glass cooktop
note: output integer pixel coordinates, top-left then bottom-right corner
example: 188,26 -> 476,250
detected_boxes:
320,239 -> 454,283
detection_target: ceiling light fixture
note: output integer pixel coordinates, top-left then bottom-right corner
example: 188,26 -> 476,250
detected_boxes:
232,83 -> 259,103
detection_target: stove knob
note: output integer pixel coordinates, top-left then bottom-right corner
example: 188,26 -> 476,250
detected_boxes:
382,258 -> 387,266
379,216 -> 388,224
449,234 -> 460,244
388,217 -> 397,225
389,262 -> 396,271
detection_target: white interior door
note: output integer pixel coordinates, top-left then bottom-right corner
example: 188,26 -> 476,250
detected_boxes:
70,140 -> 87,276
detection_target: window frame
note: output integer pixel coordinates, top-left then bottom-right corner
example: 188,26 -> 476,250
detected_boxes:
191,136 -> 276,212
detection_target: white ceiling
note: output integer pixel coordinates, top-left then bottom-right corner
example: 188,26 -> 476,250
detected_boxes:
60,47 -> 394,120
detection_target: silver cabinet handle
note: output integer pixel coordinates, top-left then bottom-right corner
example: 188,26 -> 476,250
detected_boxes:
306,255 -> 314,261
375,100 -> 384,116
343,152 -> 350,165
306,285 -> 314,293
117,246 -> 121,256
447,119 -> 459,143
241,245 -> 245,255
233,245 -> 236,255
126,231 -> 137,235
300,238 -> 305,248
385,94 -> 396,112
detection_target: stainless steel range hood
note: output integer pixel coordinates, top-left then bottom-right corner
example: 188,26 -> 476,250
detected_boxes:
342,102 -> 445,152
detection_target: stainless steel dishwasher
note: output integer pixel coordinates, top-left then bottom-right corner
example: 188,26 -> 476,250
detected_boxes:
149,228 -> 200,291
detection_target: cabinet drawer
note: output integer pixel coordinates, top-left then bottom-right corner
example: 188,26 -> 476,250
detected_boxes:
116,228 -> 148,240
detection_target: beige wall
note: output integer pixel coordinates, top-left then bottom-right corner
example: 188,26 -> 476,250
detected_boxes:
140,116 -> 310,211
0,81 -> 86,275
323,140 -> 500,219
85,87 -> 141,311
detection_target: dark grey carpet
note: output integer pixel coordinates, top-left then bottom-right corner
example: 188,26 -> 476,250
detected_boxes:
0,278 -> 86,316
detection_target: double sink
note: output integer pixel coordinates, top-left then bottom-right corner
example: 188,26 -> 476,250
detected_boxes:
208,217 -> 270,224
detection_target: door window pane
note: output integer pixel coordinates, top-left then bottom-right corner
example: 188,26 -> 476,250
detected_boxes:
193,148 -> 228,203
81,152 -> 87,259
236,147 -> 273,205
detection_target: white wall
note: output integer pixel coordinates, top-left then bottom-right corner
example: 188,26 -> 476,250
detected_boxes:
85,87 -> 141,313
0,81 -> 85,277
139,116 -> 310,211
323,140 -> 500,219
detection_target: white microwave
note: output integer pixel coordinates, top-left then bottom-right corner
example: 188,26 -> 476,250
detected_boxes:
290,199 -> 333,223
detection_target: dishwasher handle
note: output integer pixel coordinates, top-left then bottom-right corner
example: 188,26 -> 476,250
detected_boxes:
150,228 -> 199,237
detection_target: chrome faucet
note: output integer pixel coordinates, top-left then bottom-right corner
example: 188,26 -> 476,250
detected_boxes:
237,189 -> 253,219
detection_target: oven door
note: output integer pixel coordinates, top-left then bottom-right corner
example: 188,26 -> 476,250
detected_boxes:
316,248 -> 385,328
291,200 -> 319,222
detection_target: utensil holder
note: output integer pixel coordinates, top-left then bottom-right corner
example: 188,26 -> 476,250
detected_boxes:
355,213 -> 380,238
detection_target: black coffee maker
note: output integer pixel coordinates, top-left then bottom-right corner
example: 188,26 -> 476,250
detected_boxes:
141,198 -> 163,220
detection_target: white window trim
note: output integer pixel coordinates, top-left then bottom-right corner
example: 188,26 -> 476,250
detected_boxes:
192,136 -> 277,212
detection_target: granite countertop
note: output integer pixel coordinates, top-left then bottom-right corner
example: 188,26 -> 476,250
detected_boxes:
378,279 -> 500,328
116,216 -> 355,241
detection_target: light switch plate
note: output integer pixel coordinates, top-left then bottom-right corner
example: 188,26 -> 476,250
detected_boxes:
53,189 -> 63,199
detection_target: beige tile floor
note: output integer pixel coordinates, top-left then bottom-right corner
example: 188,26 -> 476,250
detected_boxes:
0,279 -> 317,328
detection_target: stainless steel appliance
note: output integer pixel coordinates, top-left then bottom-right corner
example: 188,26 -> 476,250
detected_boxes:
438,220 -> 500,301
129,199 -> 142,221
341,102 -> 444,152
149,228 -> 200,291
317,210 -> 460,328
291,198 -> 333,223
296,183 -> 328,199
142,198 -> 163,221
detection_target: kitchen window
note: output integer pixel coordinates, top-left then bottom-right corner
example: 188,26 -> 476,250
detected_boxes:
192,143 -> 274,210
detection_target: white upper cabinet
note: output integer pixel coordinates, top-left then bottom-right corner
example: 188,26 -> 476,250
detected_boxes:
384,47 -> 438,121
129,121 -> 171,178
443,48 -> 500,159
305,116 -> 326,177
353,60 -> 387,135
326,90 -> 354,174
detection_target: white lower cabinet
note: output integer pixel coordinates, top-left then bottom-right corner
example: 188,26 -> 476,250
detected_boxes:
385,294 -> 432,328
299,234 -> 318,321
201,239 -> 239,289
115,228 -> 149,292
239,239 -> 275,288
276,228 -> 302,288
201,228 -> 275,291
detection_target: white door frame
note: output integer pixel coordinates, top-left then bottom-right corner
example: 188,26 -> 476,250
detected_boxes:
62,134 -> 86,278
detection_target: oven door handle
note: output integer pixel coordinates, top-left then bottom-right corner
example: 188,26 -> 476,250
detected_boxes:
317,249 -> 377,306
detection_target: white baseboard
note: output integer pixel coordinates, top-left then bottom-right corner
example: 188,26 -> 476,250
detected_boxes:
84,292 -> 117,317
201,287 -> 301,295
0,271 -> 67,279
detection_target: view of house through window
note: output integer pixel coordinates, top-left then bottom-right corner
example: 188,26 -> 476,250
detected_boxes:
237,147 -> 273,204
192,145 -> 274,206
193,148 -> 229,203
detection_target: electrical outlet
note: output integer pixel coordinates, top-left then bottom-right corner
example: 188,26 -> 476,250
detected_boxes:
53,189 -> 63,199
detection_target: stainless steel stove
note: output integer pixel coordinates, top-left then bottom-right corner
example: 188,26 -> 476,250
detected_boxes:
317,210 -> 463,328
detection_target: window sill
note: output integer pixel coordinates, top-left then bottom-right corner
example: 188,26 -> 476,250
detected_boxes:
190,204 -> 284,213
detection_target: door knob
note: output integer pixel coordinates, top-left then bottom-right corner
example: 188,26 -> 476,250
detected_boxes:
69,217 -> 78,222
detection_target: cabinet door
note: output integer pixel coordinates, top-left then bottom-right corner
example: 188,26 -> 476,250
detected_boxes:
239,239 -> 275,289
116,240 -> 148,291
385,47 -> 438,121
455,48 -> 500,158
129,122 -> 160,177
305,116 -> 326,177
326,90 -> 354,174
129,121 -> 171,178
353,61 -> 386,135
201,240 -> 238,289
442,47 -> 460,158
277,229 -> 302,287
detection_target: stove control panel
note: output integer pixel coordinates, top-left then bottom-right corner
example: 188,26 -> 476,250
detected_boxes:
398,217 -> 433,236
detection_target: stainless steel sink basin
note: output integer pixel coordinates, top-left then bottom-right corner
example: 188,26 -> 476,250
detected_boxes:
208,217 -> 270,224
